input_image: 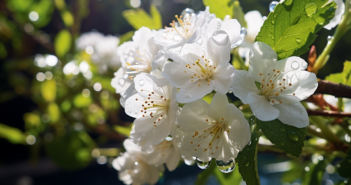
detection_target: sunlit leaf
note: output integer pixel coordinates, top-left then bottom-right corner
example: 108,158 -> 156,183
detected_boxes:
73,94 -> 92,108
61,100 -> 71,112
6,0 -> 34,12
237,115 -> 260,185
54,29 -> 71,58
23,112 -> 41,128
118,31 -> 135,46
0,123 -> 25,144
113,125 -> 131,137
122,5 -> 162,30
41,79 -> 56,102
256,118 -> 307,158
302,159 -> 327,185
61,10 -> 74,27
48,103 -> 60,123
203,0 -> 247,27
256,0 -> 337,59
326,61 -> 351,86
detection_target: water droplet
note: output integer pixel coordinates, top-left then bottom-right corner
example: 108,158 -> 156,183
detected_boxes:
256,36 -> 262,40
301,62 -> 308,69
134,110 -> 138,114
327,36 -> 334,42
196,159 -> 211,169
277,52 -> 286,59
228,88 -> 233,93
128,109 -> 132,113
269,1 -> 279,12
212,30 -> 229,46
196,37 -> 203,45
284,0 -> 293,6
305,3 -> 318,17
118,78 -> 125,86
291,61 -> 300,70
271,36 -> 275,40
181,8 -> 195,18
184,158 -> 195,166
185,93 -> 193,98
139,79 -> 145,86
248,141 -> 252,146
217,22 -> 222,29
145,147 -> 154,154
216,159 -> 235,173
287,131 -> 299,141
249,50 -> 254,58
244,160 -> 250,167
123,74 -> 128,79
271,20 -> 275,25
166,135 -> 173,141
240,27 -> 247,38
262,16 -> 267,21
173,35 -> 182,41
295,38 -> 301,44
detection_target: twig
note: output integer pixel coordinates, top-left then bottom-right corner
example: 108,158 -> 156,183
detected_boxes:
307,109 -> 351,117
314,80 -> 351,99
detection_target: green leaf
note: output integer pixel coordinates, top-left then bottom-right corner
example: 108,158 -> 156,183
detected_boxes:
337,149 -> 351,178
214,167 -> 242,185
0,42 -> 8,59
118,31 -> 135,46
54,29 -> 71,58
195,159 -> 216,185
122,5 -> 162,30
256,118 -> 307,158
203,0 -> 247,27
113,125 -> 131,137
61,10 -> 74,27
237,115 -> 260,185
41,79 -> 56,102
256,0 -> 337,60
73,94 -> 92,108
0,123 -> 25,144
302,159 -> 327,185
48,103 -> 60,123
326,61 -> 351,86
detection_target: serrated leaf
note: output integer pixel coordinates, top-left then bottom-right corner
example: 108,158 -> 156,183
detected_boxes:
54,29 -> 71,58
214,166 -> 242,185
326,61 -> 351,86
302,159 -> 327,185
41,79 -> 56,102
256,0 -> 337,60
203,0 -> 247,27
256,118 -> 307,158
237,115 -> 260,185
0,123 -> 25,144
337,149 -> 351,178
122,5 -> 162,30
195,159 -> 216,185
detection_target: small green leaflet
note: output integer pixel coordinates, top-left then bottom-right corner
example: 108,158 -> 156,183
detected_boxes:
54,29 -> 72,58
302,159 -> 327,185
122,5 -> 162,30
337,149 -> 351,178
326,61 -> 351,86
237,115 -> 260,185
256,118 -> 307,158
202,0 -> 247,27
256,0 -> 337,60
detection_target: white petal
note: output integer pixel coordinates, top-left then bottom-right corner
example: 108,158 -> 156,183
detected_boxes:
245,11 -> 264,43
249,42 -> 277,81
208,30 -> 231,65
220,19 -> 242,47
123,139 -> 141,153
208,93 -> 229,121
293,71 -> 318,100
165,148 -> 180,171
247,92 -> 279,121
273,56 -> 308,75
134,73 -> 167,99
176,80 -> 214,103
124,94 -> 146,118
213,63 -> 235,94
274,103 -> 309,128
133,27 -> 154,50
232,70 -> 260,104
324,0 -> 345,30
111,68 -> 133,95
225,104 -> 251,150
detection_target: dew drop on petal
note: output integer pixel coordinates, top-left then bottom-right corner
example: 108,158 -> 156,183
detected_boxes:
184,159 -> 195,166
139,79 -> 145,86
269,1 -> 279,12
145,147 -> 154,154
123,74 -> 129,79
196,159 -> 211,169
212,30 -> 229,46
301,62 -> 308,69
181,8 -> 195,18
185,94 -> 193,98
166,135 -> 173,141
134,109 -> 138,114
240,27 -> 247,38
128,109 -> 132,114
287,131 -> 299,141
228,88 -> 233,93
196,37 -> 203,45
216,159 -> 235,173
118,78 -> 125,86
291,61 -> 300,70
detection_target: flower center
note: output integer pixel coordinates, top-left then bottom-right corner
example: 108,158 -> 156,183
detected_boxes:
184,56 -> 217,86
166,14 -> 194,40
124,50 -> 153,79
258,68 -> 296,104
154,140 -> 173,157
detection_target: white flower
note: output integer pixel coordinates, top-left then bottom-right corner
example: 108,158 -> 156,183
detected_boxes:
177,93 -> 251,162
76,31 -> 104,51
91,35 -> 121,72
162,34 -> 235,103
111,27 -> 163,106
153,7 -> 213,50
124,73 -> 179,149
232,42 -> 318,128
324,0 -> 345,30
112,139 -> 163,185
324,95 -> 351,112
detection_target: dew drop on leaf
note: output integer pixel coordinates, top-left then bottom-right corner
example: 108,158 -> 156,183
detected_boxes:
166,135 -> 173,141
284,0 -> 293,6
271,20 -> 275,25
287,131 -> 299,141
295,38 -> 301,44
216,159 -> 235,173
327,36 -> 334,42
269,1 -> 279,12
196,159 -> 211,169
305,3 -> 318,17
244,160 -> 250,167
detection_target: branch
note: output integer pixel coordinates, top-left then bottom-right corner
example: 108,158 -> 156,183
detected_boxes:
307,109 -> 351,117
314,80 -> 351,98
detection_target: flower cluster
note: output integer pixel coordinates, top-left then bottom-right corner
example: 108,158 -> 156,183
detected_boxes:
108,7 -> 319,185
